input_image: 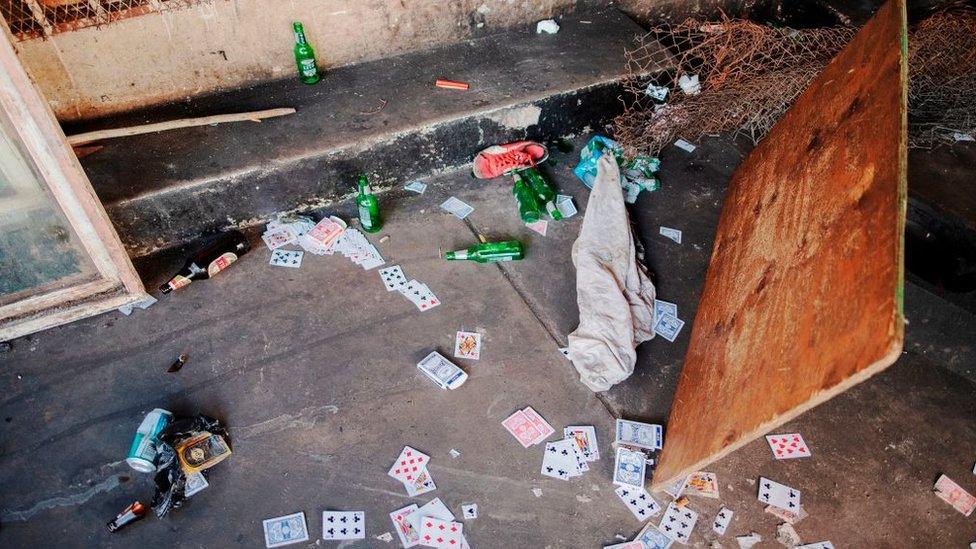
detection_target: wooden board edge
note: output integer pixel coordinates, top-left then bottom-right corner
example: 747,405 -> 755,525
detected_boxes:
650,335 -> 904,493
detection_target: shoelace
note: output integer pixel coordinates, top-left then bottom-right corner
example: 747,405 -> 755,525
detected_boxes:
485,150 -> 536,175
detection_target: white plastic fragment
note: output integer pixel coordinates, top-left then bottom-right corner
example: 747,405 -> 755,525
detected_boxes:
536,19 -> 560,34
953,132 -> 975,142
376,532 -> 394,543
645,83 -> 669,101
118,295 -> 158,316
736,532 -> 762,549
674,138 -> 697,153
678,73 -> 701,95
532,487 -> 543,497
449,448 -> 461,458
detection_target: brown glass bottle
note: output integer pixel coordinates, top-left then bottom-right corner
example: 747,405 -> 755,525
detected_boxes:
159,230 -> 250,294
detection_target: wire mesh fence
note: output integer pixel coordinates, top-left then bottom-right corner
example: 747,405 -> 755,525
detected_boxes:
2,0 -> 213,40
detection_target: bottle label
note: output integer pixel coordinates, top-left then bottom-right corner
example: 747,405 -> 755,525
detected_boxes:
207,252 -> 238,277
300,59 -> 316,77
168,275 -> 192,291
358,205 -> 372,228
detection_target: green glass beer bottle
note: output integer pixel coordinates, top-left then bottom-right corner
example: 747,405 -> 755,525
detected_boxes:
293,22 -> 320,85
512,176 -> 542,223
516,167 -> 563,220
356,174 -> 382,233
444,240 -> 524,263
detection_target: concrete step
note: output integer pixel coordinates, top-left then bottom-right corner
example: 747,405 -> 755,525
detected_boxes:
74,9 -> 659,256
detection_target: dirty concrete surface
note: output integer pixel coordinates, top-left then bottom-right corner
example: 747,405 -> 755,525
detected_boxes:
2,135 -> 976,547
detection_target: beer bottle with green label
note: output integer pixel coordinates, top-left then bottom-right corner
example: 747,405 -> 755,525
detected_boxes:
356,174 -> 382,233
293,22 -> 320,85
444,240 -> 523,263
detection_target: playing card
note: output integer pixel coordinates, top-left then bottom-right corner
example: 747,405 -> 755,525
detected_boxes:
604,542 -> 644,549
405,181 -> 427,194
765,433 -> 812,460
401,279 -> 440,311
736,533 -> 762,548
615,419 -> 663,450
659,501 -> 698,544
613,447 -> 646,488
390,504 -> 421,548
614,485 -> 661,520
262,512 -> 309,548
408,497 -> 455,533
322,511 -> 365,540
460,503 -> 477,520
796,543 -> 835,549
379,265 -> 408,292
558,347 -> 570,359
662,474 -> 688,498
636,522 -> 674,549
526,219 -> 548,236
685,471 -> 720,499
184,471 -> 208,497
262,227 -> 296,251
270,249 -> 304,268
305,217 -> 346,250
765,504 -> 808,524
417,516 -> 463,548
712,506 -> 733,535
653,313 -> 684,342
673,139 -> 696,153
645,83 -> 669,101
541,438 -> 580,480
934,474 -> 976,516
297,234 -> 331,255
654,299 -> 678,322
404,468 -> 437,497
417,351 -> 467,390
555,194 -> 578,218
440,197 -> 474,219
388,445 -> 431,483
502,410 -> 544,448
521,406 -> 555,445
454,331 -> 481,360
757,476 -> 801,511
659,226 -> 682,244
564,425 -> 600,462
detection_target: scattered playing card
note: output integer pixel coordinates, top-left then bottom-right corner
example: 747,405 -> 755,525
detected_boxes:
405,181 -> 427,194
262,512 -> 309,548
765,503 -> 807,524
662,474 -> 689,498
454,331 -> 481,360
184,471 -> 209,497
654,299 -> 678,322
934,474 -> 976,516
503,410 -> 544,448
604,542 -> 644,549
765,433 -> 812,460
659,226 -> 682,244
404,468 -> 437,497
796,542 -> 835,549
658,501 -> 698,544
388,445 -> 431,484
440,196 -> 474,219
322,511 -> 365,540
712,506 -> 733,535
654,313 -> 684,342
645,83 -> 669,101
636,522 -> 673,549
417,351 -> 468,390
615,419 -> 663,450
558,347 -> 570,359
673,138 -> 696,153
541,438 -> 581,481
401,279 -> 440,311
526,219 -> 549,236
270,249 -> 304,268
418,516 -> 463,549
685,471 -> 720,499
379,265 -> 408,291
262,227 -> 296,251
564,425 -> 600,462
555,194 -> 578,218
615,485 -> 661,521
521,406 -> 555,444
390,504 -> 421,548
460,503 -> 477,520
757,476 -> 801,511
613,446 -> 646,488
407,497 -> 455,534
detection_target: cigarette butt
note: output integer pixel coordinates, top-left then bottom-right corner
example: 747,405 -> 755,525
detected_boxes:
435,79 -> 469,91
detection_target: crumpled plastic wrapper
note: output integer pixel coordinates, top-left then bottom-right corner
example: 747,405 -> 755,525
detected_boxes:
150,414 -> 229,517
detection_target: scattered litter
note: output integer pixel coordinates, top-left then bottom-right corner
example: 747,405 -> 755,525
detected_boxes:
502,406 -> 555,447
736,532 -> 762,549
322,511 -> 365,540
150,414 -> 231,517
461,503 -> 478,520
270,249 -> 304,268
796,542 -> 835,549
558,347 -> 570,359
542,436 -> 588,480
615,485 -> 661,520
405,181 -> 427,194
933,473 -> 976,516
532,488 -> 544,497
758,477 -> 801,511
654,299 -> 677,322
673,139 -> 696,153
454,331 -> 482,360
167,353 -> 189,373
380,234 -> 391,243
263,512 -> 309,548
613,446 -> 646,487
526,219 -> 549,236
184,471 -> 208,497
636,521 -> 673,548
440,196 -> 475,219
712,506 -> 733,535
513,166 -> 564,221
606,541 -> 645,549
654,313 -> 685,342
775,522 -> 802,548
645,83 -> 669,101
417,351 -> 467,390
444,240 -> 523,262
107,501 -> 147,533
565,425 -> 600,461
435,78 -> 469,91
555,194 -> 578,218
536,19 -> 560,34
678,74 -> 701,95
572,136 -> 661,203
376,532 -> 394,543
160,230 -> 250,294
118,295 -> 157,316
449,448 -> 461,458
390,504 -> 421,547
674,495 -> 689,507
954,132 -> 975,142
663,474 -> 689,498
659,226 -> 682,244
765,504 -> 808,524
126,408 -> 173,473
615,418 -> 663,451
766,433 -> 812,460
379,265 -> 440,311
685,471 -> 720,498
659,501 -> 698,544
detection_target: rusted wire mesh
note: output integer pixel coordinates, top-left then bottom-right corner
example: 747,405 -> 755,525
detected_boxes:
908,8 -> 976,148
1,0 -> 214,40
614,8 -> 976,155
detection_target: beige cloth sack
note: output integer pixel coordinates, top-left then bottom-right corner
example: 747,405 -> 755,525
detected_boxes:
568,154 -> 656,392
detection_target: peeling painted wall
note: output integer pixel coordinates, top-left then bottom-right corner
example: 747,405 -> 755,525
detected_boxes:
9,0 -> 608,122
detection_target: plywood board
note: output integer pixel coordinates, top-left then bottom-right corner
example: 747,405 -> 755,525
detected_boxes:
652,0 -> 907,490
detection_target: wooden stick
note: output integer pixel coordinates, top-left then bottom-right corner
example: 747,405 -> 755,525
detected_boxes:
66,107 -> 296,145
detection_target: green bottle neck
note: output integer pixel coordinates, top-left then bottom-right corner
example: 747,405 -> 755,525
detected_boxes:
293,23 -> 308,44
357,176 -> 371,195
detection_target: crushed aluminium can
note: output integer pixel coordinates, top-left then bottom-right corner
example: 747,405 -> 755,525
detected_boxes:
126,408 -> 173,473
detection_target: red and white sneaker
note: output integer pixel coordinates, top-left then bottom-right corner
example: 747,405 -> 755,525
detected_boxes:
471,141 -> 549,179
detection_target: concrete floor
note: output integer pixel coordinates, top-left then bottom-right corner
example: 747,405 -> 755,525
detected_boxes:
1,136 -> 976,548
